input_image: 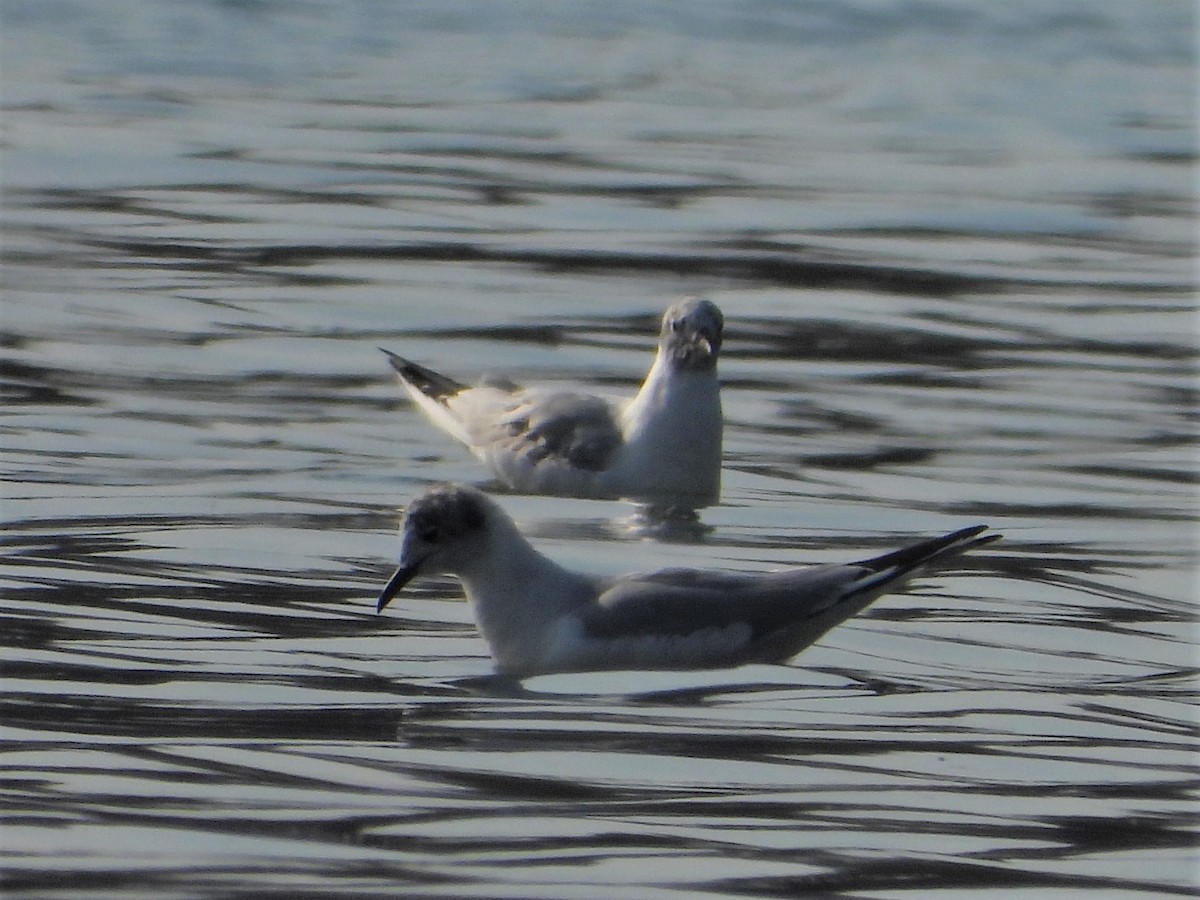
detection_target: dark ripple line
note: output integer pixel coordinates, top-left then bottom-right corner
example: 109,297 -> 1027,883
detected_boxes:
84,238 -> 1004,297
0,861 -> 447,897
81,235 -> 1198,296
0,695 -> 403,741
707,853 -> 1197,897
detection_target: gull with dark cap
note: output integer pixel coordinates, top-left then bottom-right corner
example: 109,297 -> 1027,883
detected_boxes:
376,484 -> 1001,677
381,297 -> 724,508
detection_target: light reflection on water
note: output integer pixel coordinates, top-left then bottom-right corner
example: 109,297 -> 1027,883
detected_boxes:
3,1 -> 1197,897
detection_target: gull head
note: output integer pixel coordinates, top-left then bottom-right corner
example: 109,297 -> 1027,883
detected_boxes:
376,484 -> 491,612
659,297 -> 723,372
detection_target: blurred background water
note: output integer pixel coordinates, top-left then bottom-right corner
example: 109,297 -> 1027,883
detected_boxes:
2,1 -> 1197,897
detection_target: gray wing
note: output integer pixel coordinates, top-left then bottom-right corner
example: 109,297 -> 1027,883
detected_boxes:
484,389 -> 624,472
579,565 -> 867,664
383,348 -> 625,479
578,525 -> 997,667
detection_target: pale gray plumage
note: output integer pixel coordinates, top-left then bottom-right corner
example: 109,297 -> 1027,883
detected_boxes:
382,297 -> 724,508
376,484 -> 1000,677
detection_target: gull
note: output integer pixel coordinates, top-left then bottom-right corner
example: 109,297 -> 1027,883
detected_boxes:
381,297 -> 723,508
376,484 -> 1001,677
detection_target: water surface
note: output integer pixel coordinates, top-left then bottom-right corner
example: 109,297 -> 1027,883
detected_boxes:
2,1 -> 1197,897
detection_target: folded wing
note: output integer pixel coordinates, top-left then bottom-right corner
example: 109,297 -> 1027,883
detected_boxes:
572,525 -> 997,670
384,349 -> 625,492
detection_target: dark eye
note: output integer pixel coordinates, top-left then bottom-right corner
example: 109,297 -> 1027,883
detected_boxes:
418,525 -> 441,543
670,319 -> 682,333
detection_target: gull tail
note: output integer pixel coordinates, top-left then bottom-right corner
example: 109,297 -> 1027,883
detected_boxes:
847,524 -> 1000,598
381,348 -> 472,445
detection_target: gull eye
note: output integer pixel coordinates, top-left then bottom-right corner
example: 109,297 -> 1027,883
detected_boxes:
417,525 -> 442,544
670,318 -> 683,333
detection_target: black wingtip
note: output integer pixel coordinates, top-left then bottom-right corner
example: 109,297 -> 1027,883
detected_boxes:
379,347 -> 409,372
857,524 -> 1000,576
379,349 -> 467,399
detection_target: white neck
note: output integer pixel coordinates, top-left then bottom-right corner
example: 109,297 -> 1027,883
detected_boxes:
614,350 -> 722,501
456,519 -> 594,671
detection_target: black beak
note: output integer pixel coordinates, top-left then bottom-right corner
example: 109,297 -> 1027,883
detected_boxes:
376,561 -> 420,613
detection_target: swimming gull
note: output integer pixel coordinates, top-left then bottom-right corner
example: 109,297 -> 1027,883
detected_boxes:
381,297 -> 723,508
376,484 -> 1001,677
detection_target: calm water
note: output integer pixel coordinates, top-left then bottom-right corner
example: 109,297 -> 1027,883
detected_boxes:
2,1 -> 1197,897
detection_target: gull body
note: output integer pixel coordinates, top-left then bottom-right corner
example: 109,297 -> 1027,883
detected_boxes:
383,297 -> 723,508
376,484 -> 1000,677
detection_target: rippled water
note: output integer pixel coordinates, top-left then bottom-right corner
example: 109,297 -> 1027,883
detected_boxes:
3,1 -> 1197,897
